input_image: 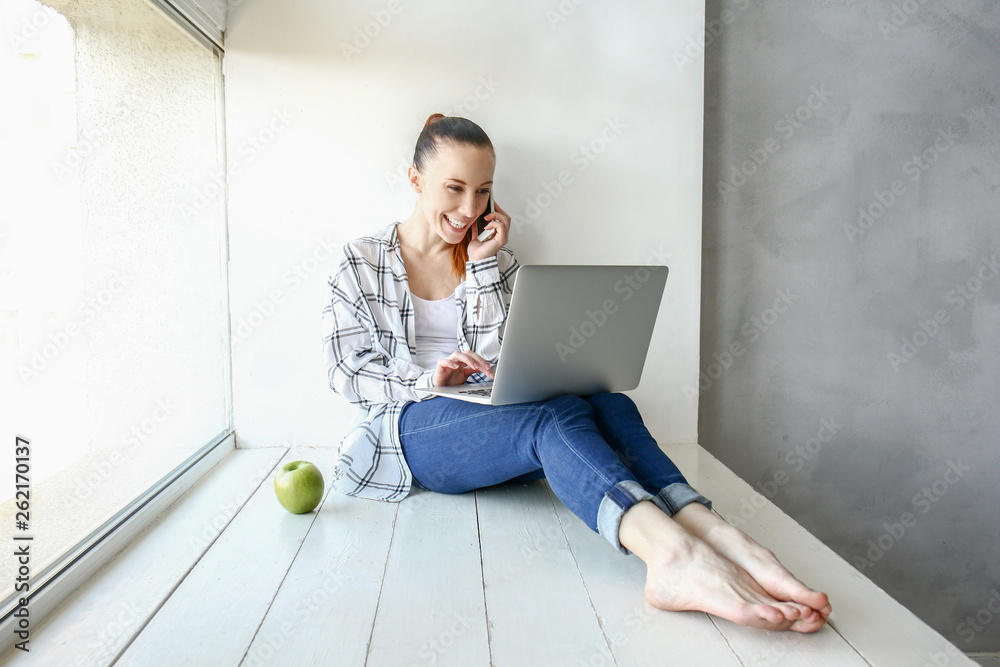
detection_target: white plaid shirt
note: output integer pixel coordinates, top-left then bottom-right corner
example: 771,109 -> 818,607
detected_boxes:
322,222 -> 519,501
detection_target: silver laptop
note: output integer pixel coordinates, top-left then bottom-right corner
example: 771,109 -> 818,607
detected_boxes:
416,264 -> 668,405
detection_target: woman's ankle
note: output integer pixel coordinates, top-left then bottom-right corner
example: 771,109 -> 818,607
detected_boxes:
672,501 -> 732,538
619,500 -> 692,563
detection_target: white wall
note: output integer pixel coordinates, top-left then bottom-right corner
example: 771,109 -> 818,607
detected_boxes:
223,0 -> 706,450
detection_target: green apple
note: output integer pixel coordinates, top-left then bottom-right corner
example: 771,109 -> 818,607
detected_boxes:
274,460 -> 325,514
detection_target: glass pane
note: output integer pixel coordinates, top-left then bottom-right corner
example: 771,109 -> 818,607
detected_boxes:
0,0 -> 230,601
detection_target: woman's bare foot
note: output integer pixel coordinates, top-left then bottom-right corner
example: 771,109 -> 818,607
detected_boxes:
672,502 -> 831,632
620,501 -> 807,632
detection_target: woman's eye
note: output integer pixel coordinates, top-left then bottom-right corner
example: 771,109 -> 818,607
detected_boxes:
448,185 -> 462,192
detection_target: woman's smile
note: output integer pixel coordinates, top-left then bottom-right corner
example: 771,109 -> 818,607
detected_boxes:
444,214 -> 472,231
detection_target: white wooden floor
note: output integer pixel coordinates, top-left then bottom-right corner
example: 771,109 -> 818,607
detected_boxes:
3,444 -> 975,666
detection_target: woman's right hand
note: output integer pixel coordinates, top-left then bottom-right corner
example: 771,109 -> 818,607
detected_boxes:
468,201 -> 511,262
433,350 -> 495,387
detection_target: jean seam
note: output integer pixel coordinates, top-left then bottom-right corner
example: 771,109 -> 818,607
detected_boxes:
399,403 -> 532,436
544,403 -> 618,489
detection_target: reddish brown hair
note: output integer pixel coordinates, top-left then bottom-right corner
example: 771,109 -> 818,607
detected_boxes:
413,113 -> 494,278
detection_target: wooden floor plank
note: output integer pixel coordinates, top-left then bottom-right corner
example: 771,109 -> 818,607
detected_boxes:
547,484 -> 746,666
476,480 -> 610,666
238,479 -> 399,666
115,448 -> 340,667
0,448 -> 285,667
13,442 -> 974,666
685,444 -> 976,666
705,620 -> 870,667
365,488 -> 490,667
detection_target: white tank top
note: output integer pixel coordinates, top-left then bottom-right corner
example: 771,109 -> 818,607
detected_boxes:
411,291 -> 458,369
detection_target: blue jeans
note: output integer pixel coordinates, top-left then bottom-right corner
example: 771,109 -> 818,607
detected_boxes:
398,392 -> 711,555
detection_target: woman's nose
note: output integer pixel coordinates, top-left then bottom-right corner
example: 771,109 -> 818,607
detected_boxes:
458,193 -> 476,219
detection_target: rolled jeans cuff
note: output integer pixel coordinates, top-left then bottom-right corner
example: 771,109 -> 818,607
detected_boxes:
651,482 -> 713,517
597,480 -> 657,555
597,481 -> 713,556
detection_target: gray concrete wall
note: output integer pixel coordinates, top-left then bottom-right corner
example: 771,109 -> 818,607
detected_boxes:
699,0 -> 1000,652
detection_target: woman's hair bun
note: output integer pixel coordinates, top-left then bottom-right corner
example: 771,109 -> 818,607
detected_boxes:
413,114 -> 492,172
424,113 -> 445,128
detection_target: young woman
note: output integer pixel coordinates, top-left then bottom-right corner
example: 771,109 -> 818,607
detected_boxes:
322,114 -> 832,633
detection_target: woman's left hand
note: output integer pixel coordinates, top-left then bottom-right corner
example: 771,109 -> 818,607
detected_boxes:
433,350 -> 495,387
468,201 -> 511,262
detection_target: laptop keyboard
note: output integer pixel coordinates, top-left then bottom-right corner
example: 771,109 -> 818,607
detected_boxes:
458,387 -> 492,397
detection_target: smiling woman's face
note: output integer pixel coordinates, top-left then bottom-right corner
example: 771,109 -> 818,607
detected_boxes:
414,141 -> 495,245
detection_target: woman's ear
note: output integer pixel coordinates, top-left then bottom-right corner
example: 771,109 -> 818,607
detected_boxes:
407,166 -> 422,194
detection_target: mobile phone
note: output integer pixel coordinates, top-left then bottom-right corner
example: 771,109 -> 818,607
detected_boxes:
476,194 -> 495,242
